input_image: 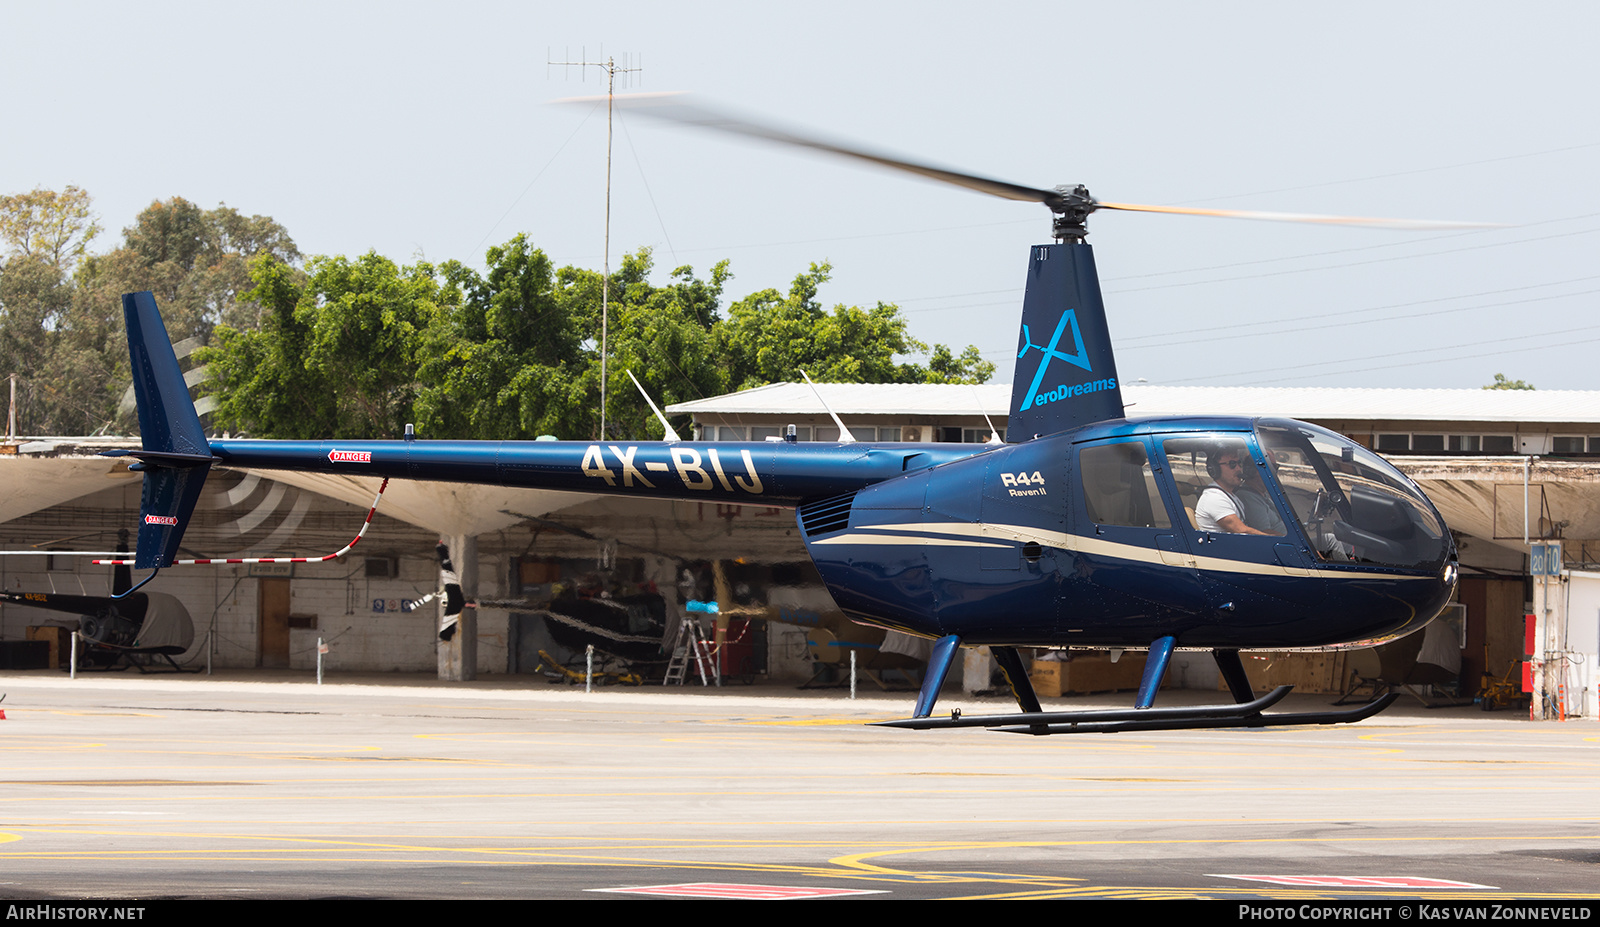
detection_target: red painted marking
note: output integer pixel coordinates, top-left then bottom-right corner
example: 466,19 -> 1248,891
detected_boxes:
328,449 -> 372,463
143,514 -> 178,526
1214,874 -> 1497,889
590,882 -> 885,899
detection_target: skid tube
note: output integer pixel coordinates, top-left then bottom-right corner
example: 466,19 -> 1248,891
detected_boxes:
874,686 -> 1402,736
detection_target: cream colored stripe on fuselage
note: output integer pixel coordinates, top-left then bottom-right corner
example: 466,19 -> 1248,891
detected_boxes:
809,521 -> 1431,580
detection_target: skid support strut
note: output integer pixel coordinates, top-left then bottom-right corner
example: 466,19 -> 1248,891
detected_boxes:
880,639 -> 1400,736
1213,648 -> 1255,704
991,646 -> 1043,714
912,634 -> 962,719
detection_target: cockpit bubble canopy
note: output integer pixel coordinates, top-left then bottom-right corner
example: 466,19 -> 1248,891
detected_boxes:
1255,421 -> 1449,571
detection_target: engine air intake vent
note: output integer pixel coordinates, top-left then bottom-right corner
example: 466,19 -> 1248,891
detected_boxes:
798,492 -> 856,539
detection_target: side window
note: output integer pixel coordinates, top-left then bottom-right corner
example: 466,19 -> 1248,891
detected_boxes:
1079,441 -> 1171,529
1161,435 -> 1287,537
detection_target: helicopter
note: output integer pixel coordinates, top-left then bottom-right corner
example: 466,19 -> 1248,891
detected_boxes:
0,532 -> 196,672
103,98 -> 1465,734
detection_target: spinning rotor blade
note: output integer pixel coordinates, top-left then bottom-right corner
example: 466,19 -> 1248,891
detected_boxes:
557,92 -> 1495,234
554,91 -> 1065,208
1096,201 -> 1497,230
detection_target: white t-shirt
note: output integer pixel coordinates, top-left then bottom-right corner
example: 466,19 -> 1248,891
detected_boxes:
1194,484 -> 1244,533
1196,484 -> 1283,534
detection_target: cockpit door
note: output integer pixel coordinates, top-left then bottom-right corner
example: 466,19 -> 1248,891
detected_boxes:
1154,433 -> 1326,612
1069,437 -> 1208,636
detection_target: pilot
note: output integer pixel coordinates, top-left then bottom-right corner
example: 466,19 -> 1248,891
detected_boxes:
1195,443 -> 1280,536
1236,460 -> 1286,534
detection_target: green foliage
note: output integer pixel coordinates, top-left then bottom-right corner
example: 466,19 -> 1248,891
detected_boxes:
1483,373 -> 1535,391
716,262 -> 993,390
413,235 -> 586,440
202,242 -> 993,441
1,184 -> 988,441
203,253 -> 454,439
0,186 -> 100,270
83,197 -> 302,342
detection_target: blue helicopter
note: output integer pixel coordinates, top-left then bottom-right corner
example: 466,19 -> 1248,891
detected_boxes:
107,102 -> 1463,735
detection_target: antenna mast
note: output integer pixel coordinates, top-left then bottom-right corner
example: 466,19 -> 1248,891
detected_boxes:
548,47 -> 641,440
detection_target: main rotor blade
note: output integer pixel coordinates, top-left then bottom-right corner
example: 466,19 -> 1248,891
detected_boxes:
554,91 -> 1063,207
1097,201 -> 1499,230
557,93 -> 1499,231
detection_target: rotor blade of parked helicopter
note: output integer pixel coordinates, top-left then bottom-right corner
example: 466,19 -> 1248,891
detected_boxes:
1095,200 -> 1499,230
554,91 -> 1062,207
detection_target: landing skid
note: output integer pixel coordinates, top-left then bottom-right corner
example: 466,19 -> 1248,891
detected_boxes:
888,636 -> 1401,736
877,686 -> 1401,735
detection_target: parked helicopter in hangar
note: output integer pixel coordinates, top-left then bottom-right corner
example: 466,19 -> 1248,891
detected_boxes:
103,98 -> 1469,734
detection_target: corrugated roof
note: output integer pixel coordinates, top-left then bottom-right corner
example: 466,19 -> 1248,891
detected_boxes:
666,382 -> 1600,424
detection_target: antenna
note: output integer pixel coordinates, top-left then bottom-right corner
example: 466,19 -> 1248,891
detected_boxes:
627,370 -> 680,441
969,384 -> 1003,445
799,370 -> 855,444
548,47 -> 642,440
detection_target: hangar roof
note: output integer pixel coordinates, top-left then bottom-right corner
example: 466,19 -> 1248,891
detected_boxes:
667,383 -> 1600,425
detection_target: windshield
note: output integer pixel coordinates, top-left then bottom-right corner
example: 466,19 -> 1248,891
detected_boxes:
1257,422 -> 1449,570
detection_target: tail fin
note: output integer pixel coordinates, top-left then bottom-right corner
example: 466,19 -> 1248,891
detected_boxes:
1006,243 -> 1124,441
103,292 -> 215,569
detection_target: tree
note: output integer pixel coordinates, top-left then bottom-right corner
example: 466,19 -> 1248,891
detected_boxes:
203,252 -> 453,439
716,261 -> 993,390
414,235 -> 590,440
1484,373 -> 1535,391
200,239 -> 993,441
0,186 -> 100,270
78,197 -> 302,343
0,186 -> 118,434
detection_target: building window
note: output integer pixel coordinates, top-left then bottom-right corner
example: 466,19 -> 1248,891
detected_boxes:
1378,433 -> 1517,454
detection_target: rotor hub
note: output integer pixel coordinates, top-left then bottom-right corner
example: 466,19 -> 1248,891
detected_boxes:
1047,184 -> 1098,242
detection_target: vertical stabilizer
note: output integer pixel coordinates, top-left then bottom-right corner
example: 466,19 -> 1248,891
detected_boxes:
1006,242 -> 1123,441
110,292 -> 215,569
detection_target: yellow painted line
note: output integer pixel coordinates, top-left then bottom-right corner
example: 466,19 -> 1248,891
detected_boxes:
834,843 -> 1089,876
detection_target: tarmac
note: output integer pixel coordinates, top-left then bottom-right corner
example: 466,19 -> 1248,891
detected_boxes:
0,667 -> 1596,901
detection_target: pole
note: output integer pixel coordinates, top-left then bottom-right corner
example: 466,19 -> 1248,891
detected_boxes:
601,61 -> 613,440
547,51 -> 639,440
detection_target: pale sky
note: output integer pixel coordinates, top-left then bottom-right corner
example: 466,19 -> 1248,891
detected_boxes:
4,1 -> 1596,390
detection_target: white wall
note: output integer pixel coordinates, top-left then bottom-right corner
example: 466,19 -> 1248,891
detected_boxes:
1564,571 -> 1600,721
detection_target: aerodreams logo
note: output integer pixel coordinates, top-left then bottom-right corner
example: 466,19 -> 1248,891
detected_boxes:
1030,377 -> 1118,408
1017,308 -> 1106,411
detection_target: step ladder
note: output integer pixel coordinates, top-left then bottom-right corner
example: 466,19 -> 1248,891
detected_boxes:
663,621 -> 719,686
